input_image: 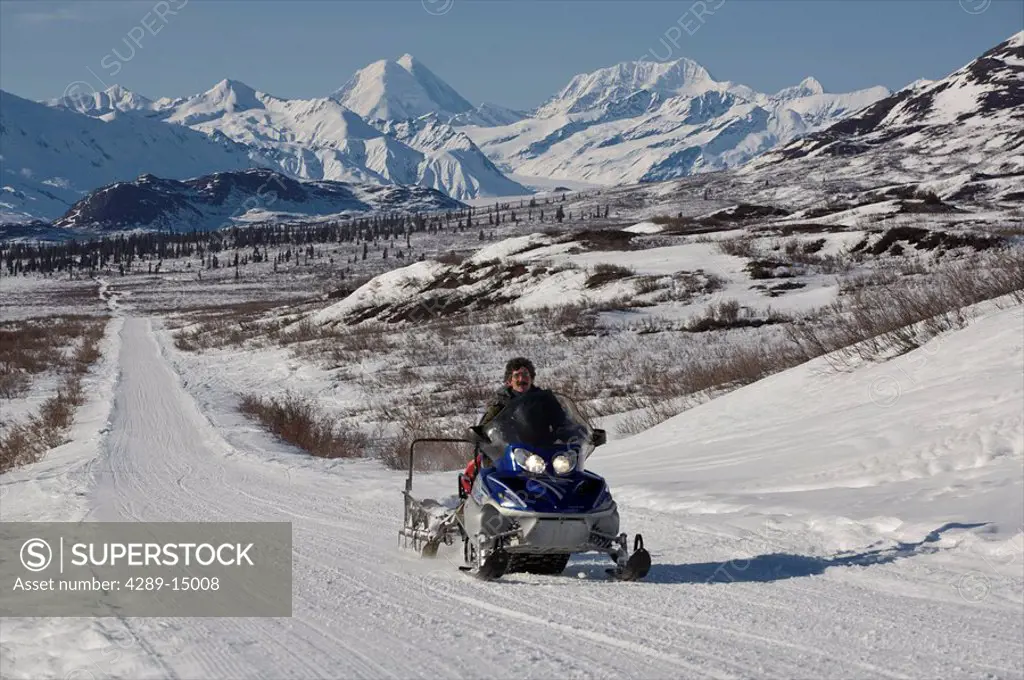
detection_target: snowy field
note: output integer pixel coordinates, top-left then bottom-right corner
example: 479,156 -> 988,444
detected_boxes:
0,282 -> 1021,678
1,182 -> 1023,678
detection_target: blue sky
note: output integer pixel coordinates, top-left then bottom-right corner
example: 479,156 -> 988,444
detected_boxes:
1,0 -> 1020,108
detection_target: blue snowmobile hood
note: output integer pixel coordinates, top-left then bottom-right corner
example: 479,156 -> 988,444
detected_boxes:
481,467 -> 612,514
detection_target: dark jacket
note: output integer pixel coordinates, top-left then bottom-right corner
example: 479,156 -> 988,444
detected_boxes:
478,385 -> 542,425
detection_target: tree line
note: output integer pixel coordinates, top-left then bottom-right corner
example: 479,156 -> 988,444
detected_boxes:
1,190 -> 616,277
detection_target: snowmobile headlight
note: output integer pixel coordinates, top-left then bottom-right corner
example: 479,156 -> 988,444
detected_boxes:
512,448 -> 547,474
552,453 -> 575,475
524,454 -> 547,474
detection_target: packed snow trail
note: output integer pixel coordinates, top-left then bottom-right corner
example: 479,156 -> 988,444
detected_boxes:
2,312 -> 1022,679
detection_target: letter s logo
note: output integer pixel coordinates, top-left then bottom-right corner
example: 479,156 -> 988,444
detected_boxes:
20,539 -> 53,572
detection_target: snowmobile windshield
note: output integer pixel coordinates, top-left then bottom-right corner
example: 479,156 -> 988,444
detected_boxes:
481,389 -> 591,450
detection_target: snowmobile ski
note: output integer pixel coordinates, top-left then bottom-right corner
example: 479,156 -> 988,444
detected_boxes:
607,534 -> 652,581
459,548 -> 510,580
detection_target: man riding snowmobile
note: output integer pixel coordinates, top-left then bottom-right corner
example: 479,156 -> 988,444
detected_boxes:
460,357 -> 541,496
399,363 -> 651,580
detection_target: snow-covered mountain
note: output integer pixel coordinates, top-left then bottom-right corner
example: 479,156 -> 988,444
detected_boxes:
15,36 -> 1018,226
46,83 -> 163,117
448,102 -> 528,127
458,57 -> 890,185
330,53 -> 527,127
533,57 -> 738,118
52,168 -> 464,232
372,116 -> 527,198
331,54 -> 474,122
744,31 -> 1024,180
151,79 -> 417,185
0,90 -> 257,223
47,77 -> 529,204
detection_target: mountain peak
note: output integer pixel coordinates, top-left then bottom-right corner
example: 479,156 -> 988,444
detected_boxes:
209,78 -> 257,96
103,84 -> 146,100
773,76 -> 826,100
332,55 -> 473,121
201,78 -> 262,112
535,56 -> 717,117
749,31 -> 1023,177
799,77 -> 824,94
47,83 -> 154,115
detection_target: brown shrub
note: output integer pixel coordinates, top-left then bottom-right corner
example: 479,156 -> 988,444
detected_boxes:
436,251 -> 468,265
585,263 -> 635,289
0,421 -> 43,473
634,276 -> 663,296
0,316 -> 106,473
615,340 -> 805,435
788,248 -> 1024,366
238,392 -> 367,459
377,409 -> 471,471
717,235 -> 760,258
533,303 -> 597,336
616,396 -> 687,436
0,370 -> 30,399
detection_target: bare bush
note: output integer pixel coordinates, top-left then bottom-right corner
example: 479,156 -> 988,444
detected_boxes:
239,392 -> 367,459
72,330 -> 104,373
435,251 -> 468,265
0,315 -> 100,377
0,316 -> 107,473
615,340 -> 806,434
0,420 -> 43,473
645,270 -> 727,305
616,396 -> 688,436
1,371 -> 96,471
685,299 -> 747,332
278,320 -> 329,345
634,276 -> 662,296
0,370 -> 30,399
717,235 -> 759,258
493,305 -> 526,326
789,249 -> 1024,366
326,322 -> 395,364
431,366 -> 495,412
838,267 -> 900,294
533,303 -> 597,336
548,262 -> 582,274
585,263 -> 635,289
376,409 -> 471,471
171,298 -> 311,351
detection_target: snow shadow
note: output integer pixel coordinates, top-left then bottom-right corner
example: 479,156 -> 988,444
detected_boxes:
642,521 -> 989,585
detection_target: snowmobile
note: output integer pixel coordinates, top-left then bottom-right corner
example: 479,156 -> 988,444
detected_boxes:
399,389 -> 651,581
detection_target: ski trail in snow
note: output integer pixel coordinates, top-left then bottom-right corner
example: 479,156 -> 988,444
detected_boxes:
81,317 -> 742,678
19,311 -> 1012,680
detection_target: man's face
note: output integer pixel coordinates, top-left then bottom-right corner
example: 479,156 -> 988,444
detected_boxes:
506,368 -> 533,393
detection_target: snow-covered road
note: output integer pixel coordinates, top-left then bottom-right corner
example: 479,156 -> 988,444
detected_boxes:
2,310 -> 1022,679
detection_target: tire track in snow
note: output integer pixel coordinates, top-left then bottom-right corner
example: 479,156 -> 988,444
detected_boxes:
525,581 -> 911,680
614,506 -> 1021,676
221,474 -> 721,677
443,588 -> 738,680
88,318 -> 337,679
